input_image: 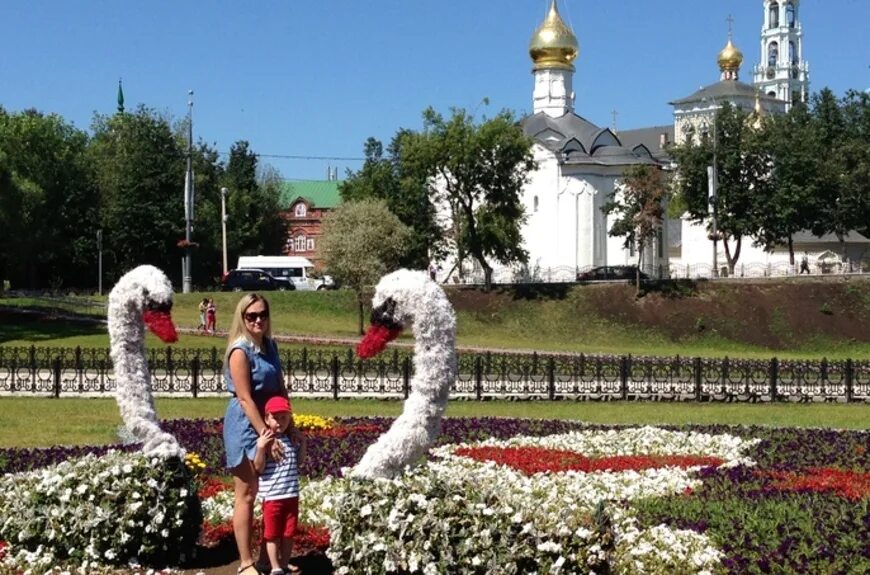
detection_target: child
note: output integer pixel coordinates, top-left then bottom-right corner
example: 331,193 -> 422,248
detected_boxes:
254,396 -> 303,575
197,298 -> 208,331
206,298 -> 217,334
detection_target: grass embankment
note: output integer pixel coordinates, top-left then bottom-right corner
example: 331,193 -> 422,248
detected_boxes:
2,278 -> 869,359
1,397 -> 868,448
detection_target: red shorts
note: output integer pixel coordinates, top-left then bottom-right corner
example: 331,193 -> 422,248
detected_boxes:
262,497 -> 299,541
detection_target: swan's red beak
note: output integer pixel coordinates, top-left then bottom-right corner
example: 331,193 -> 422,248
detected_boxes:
143,310 -> 179,343
356,323 -> 402,359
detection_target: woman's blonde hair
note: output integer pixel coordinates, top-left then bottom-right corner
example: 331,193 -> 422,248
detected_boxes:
224,293 -> 272,364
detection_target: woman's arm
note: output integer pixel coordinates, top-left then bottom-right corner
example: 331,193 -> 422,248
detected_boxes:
229,348 -> 268,437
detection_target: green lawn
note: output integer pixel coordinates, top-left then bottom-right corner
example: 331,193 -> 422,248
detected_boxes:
1,397 -> 867,448
3,290 -> 870,359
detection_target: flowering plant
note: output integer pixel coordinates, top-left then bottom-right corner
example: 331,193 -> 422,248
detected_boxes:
300,426 -> 754,574
0,450 -> 201,567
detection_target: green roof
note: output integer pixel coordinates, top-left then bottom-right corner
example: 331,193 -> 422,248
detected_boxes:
279,180 -> 342,209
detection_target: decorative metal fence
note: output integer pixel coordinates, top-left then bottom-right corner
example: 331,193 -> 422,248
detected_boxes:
1,346 -> 868,403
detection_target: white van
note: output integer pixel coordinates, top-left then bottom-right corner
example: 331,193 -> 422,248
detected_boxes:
236,256 -> 335,291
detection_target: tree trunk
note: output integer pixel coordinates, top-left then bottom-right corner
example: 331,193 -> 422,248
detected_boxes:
788,236 -> 794,266
481,259 -> 493,291
356,293 -> 365,335
636,246 -> 644,297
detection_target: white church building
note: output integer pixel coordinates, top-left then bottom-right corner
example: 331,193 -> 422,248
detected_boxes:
441,0 -> 868,283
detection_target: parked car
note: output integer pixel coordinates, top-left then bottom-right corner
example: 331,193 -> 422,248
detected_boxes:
576,265 -> 650,282
220,269 -> 296,292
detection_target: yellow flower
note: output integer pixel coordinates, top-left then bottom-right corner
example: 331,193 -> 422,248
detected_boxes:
293,414 -> 335,432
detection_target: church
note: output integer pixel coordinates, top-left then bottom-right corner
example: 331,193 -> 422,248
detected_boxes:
441,0 -> 868,282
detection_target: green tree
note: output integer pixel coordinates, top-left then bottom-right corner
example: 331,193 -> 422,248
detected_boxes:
602,164 -> 667,295
406,107 -> 536,289
0,109 -> 97,289
317,199 -> 411,334
340,132 -> 442,268
670,103 -> 770,275
810,89 -> 870,254
223,141 -> 286,264
754,103 -> 817,264
89,106 -> 185,284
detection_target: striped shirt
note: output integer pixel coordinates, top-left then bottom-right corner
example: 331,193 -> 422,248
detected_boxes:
258,434 -> 299,501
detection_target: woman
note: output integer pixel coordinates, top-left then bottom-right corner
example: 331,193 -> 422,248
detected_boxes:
223,293 -> 288,575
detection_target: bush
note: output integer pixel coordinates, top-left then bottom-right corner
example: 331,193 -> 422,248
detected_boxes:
0,450 -> 201,567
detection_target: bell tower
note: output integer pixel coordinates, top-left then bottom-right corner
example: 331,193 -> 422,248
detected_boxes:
753,0 -> 809,110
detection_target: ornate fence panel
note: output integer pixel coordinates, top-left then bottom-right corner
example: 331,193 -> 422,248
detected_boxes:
0,346 -> 868,403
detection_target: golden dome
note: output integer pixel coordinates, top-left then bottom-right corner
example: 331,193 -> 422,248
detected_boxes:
717,38 -> 743,73
529,0 -> 579,71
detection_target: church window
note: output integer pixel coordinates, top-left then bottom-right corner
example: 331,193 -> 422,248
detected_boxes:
768,42 -> 778,67
769,2 -> 779,28
768,91 -> 777,98
792,90 -> 802,104
295,235 -> 306,252
789,42 -> 797,65
786,2 -> 795,28
294,203 -> 307,217
307,238 -> 315,251
533,196 -> 539,212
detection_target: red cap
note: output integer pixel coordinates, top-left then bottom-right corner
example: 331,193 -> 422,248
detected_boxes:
264,396 -> 291,414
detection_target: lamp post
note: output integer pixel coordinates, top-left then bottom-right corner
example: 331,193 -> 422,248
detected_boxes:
701,110 -> 720,279
221,187 -> 229,276
182,90 -> 194,293
96,229 -> 103,296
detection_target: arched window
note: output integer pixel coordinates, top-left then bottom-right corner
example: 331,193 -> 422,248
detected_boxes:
786,2 -> 795,28
294,203 -> 307,217
533,196 -> 539,212
769,2 -> 779,28
306,238 -> 315,251
768,42 -> 778,67
285,237 -> 294,253
295,235 -> 306,252
767,91 -> 777,98
789,41 -> 797,65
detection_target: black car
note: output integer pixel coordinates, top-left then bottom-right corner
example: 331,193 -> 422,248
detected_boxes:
576,265 -> 650,282
220,269 -> 295,292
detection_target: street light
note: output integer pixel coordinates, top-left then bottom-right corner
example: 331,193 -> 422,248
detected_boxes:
701,111 -> 720,279
220,187 -> 229,276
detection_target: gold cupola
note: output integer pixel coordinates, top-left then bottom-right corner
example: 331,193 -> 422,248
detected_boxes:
529,0 -> 579,71
717,37 -> 743,76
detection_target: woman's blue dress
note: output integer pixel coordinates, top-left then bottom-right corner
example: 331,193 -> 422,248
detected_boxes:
223,337 -> 284,469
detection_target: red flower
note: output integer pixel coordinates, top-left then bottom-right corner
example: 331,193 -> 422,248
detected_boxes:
197,475 -> 233,499
765,467 -> 870,501
454,446 -> 724,475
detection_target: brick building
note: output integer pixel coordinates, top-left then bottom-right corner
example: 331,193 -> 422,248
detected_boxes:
279,179 -> 342,268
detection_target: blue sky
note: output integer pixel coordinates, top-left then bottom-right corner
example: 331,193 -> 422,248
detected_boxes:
2,1 -> 868,180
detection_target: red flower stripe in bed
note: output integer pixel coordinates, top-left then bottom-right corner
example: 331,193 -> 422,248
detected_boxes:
765,467 -> 870,501
454,446 -> 724,475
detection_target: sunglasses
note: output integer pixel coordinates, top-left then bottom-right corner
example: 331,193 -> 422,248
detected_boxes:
243,310 -> 270,322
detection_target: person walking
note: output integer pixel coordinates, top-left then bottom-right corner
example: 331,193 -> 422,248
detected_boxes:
221,293 -> 301,575
206,298 -> 217,334
197,298 -> 208,332
800,252 -> 811,274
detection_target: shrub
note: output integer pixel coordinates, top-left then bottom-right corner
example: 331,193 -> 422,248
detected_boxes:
0,450 -> 201,567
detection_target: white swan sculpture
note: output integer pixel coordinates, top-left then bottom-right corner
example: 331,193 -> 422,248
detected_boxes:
351,269 -> 457,479
108,265 -> 184,459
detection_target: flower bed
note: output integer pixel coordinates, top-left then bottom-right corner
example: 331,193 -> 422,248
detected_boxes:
1,417 -> 868,574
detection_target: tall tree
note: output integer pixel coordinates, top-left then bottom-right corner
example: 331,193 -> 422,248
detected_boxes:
223,141 -> 285,263
670,103 -> 770,275
601,164 -> 667,295
754,103 -> 817,263
0,109 -> 97,289
89,106 -> 185,284
317,199 -> 411,334
407,107 -> 536,289
340,132 -> 442,268
810,89 -> 870,254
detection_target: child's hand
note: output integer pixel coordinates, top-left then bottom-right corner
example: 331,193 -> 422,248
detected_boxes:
256,429 -> 274,450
